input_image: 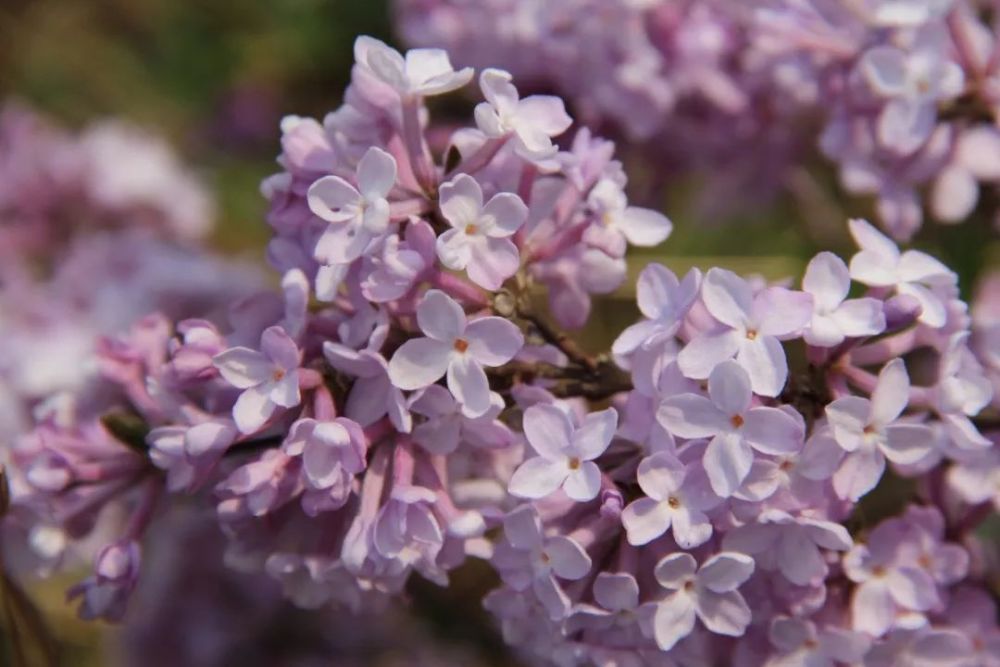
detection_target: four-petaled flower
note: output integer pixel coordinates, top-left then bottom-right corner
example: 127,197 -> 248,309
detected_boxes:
436,174 -> 528,290
620,451 -> 719,547
658,360 -> 804,497
801,251 -> 885,347
677,268 -> 813,397
387,289 -> 523,417
355,36 -> 473,99
213,326 -> 301,434
642,551 -> 755,651
508,404 -> 617,502
826,358 -> 935,501
308,146 -> 397,264
474,68 -> 572,161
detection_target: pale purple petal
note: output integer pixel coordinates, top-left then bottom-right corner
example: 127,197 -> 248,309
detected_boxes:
702,268 -> 752,329
803,252 -> 850,311
754,288 -> 814,337
671,507 -> 713,549
465,316 -> 523,366
480,192 -> 528,237
503,505 -> 543,549
447,354 -> 491,417
882,424 -> 935,464
825,396 -> 870,452
436,228 -> 472,270
570,407 -> 617,460
852,581 -> 895,636
677,328 -> 741,379
657,394 -> 727,439
651,593 -> 697,651
887,567 -> 938,611
467,237 -> 520,289
617,207 -> 673,247
523,403 -> 574,459
622,497 -> 673,546
703,432 -> 754,497
833,449 -> 885,501
508,457 -> 567,499
744,407 -> 803,455
708,360 -> 752,416
831,298 -> 886,337
233,384 -> 276,434
268,373 -> 301,409
871,358 -> 909,427
438,174 -> 483,228
593,572 -> 639,612
213,347 -> 271,389
356,147 -> 396,199
562,461 -> 602,502
387,338 -> 452,390
695,590 -> 751,637
306,176 -> 360,222
699,552 -> 755,593
635,452 -> 685,500
654,553 -> 698,589
737,335 -> 788,397
546,536 -> 591,580
417,289 -> 466,342
636,263 -> 680,320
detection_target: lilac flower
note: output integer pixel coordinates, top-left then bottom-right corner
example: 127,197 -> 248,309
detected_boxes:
643,551 -> 755,651
585,178 -> 674,250
859,40 -> 964,154
283,417 -> 367,515
436,174 -> 528,289
409,384 -> 512,454
147,420 -> 237,492
307,146 -> 397,264
323,341 -> 411,432
387,289 -> 523,417
360,219 -> 435,302
843,516 -> 941,636
612,264 -> 701,360
932,332 -> 993,450
722,509 -> 853,586
354,36 -> 473,100
373,485 -> 445,576
474,68 -> 572,161
508,404 -> 617,502
213,325 -> 301,434
620,451 -> 719,547
826,359 -> 935,500
677,268 -> 812,396
67,540 -> 141,622
847,218 -> 956,328
492,505 -> 592,620
658,360 -> 804,497
801,252 -> 885,347
766,616 -> 871,667
216,449 -> 301,517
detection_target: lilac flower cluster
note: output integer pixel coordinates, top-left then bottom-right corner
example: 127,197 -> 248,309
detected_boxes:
4,36 -> 998,667
396,0 -> 1000,238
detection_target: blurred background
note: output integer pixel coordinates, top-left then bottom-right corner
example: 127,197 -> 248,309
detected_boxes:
1,1 -> 998,665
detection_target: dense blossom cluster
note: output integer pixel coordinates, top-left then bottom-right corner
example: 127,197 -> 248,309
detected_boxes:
397,0 -> 1000,238
3,34 -> 999,667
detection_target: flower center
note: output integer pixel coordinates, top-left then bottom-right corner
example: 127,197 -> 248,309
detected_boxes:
804,639 -> 819,650
465,224 -> 478,235
683,580 -> 695,592
730,414 -> 745,428
745,329 -> 758,340
540,551 -> 551,564
863,424 -> 877,436
568,457 -> 581,470
779,459 -> 794,472
272,368 -> 286,382
454,338 -> 470,353
872,565 -> 887,578
667,496 -> 681,509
